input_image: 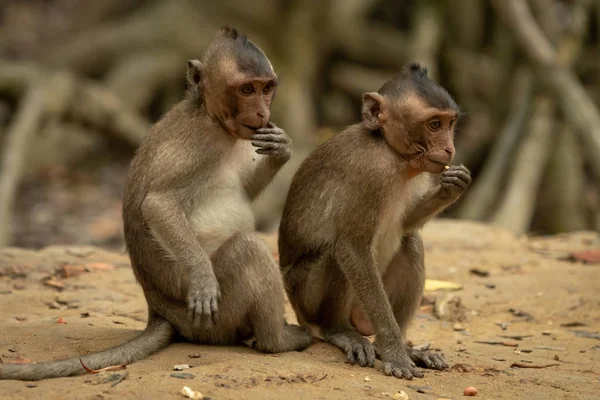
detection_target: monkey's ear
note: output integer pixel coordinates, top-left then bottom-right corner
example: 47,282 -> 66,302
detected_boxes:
361,92 -> 387,130
186,60 -> 204,97
187,60 -> 203,84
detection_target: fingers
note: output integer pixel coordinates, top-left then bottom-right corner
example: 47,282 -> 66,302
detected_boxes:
411,368 -> 424,378
441,164 -> 471,191
432,354 -> 448,370
353,343 -> 369,367
365,343 -> 376,367
255,127 -> 283,136
408,348 -> 449,371
384,363 -> 415,380
251,141 -> 284,150
420,354 -> 435,368
251,133 -> 287,143
187,288 -> 220,327
210,297 -> 219,324
441,176 -> 469,188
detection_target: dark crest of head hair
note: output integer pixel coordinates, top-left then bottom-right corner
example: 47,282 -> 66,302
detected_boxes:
216,26 -> 273,77
378,62 -> 458,111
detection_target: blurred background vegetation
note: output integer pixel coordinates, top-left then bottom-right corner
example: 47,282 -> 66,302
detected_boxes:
0,0 -> 599,250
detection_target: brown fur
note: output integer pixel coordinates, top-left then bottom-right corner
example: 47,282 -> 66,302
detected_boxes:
0,27 -> 310,381
279,63 -> 471,380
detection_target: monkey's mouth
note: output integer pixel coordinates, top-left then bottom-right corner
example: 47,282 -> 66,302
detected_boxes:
428,159 -> 449,168
242,124 -> 261,131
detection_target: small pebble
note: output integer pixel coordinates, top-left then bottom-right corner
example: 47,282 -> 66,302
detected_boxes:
464,386 -> 478,396
180,386 -> 203,399
453,323 -> 465,331
56,317 -> 67,324
188,353 -> 201,359
542,331 -> 551,336
393,391 -> 409,400
364,376 -> 371,382
171,373 -> 195,380
173,364 -> 190,371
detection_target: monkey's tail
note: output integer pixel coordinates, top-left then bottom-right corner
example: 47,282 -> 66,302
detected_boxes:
0,316 -> 174,381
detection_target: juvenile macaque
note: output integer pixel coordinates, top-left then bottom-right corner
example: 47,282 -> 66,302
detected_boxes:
279,63 -> 470,379
0,27 -> 311,381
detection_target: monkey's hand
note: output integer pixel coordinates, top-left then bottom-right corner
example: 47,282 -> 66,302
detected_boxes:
438,164 -> 471,201
374,341 -> 424,380
187,272 -> 221,326
406,346 -> 448,370
251,122 -> 292,161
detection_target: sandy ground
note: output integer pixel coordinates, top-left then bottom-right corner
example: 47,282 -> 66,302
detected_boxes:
0,220 -> 599,400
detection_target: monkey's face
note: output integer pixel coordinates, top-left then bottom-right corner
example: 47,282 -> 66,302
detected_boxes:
363,93 -> 458,174
411,111 -> 457,174
228,78 -> 277,140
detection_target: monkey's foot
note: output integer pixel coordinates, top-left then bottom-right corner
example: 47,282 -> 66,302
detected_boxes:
374,343 -> 424,380
406,346 -> 448,370
281,324 -> 313,352
326,330 -> 376,367
252,324 -> 312,353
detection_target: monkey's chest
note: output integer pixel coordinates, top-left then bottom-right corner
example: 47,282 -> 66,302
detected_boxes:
189,146 -> 259,257
373,179 -> 428,274
189,184 -> 255,256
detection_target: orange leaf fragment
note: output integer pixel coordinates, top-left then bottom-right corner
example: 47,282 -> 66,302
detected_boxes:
56,317 -> 67,324
86,262 -> 116,271
568,250 -> 600,264
60,264 -> 87,278
44,278 -> 65,290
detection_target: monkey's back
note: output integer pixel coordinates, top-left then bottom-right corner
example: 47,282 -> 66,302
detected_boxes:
279,125 -> 397,268
122,101 -> 217,287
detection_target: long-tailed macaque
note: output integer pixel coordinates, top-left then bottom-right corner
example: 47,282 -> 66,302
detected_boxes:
279,63 -> 471,380
0,27 -> 311,381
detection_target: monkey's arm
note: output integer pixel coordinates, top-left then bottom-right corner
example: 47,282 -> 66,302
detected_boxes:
142,191 -> 210,269
246,122 -> 292,200
403,166 -> 471,231
336,240 -> 403,341
403,190 -> 450,231
335,237 -> 418,378
142,191 -> 220,322
246,156 -> 289,200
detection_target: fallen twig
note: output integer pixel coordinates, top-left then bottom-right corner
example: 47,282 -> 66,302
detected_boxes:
80,358 -> 127,374
510,362 -> 559,369
474,340 -> 519,347
499,334 -> 533,341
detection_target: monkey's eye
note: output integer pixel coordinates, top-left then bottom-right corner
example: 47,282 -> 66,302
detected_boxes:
449,119 -> 456,129
263,82 -> 275,94
428,120 -> 442,130
240,84 -> 255,95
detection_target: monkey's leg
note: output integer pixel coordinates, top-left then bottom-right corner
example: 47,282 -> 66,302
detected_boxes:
146,233 -> 312,351
383,233 -> 447,370
211,232 -> 312,352
283,255 -> 376,367
310,260 -> 377,367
